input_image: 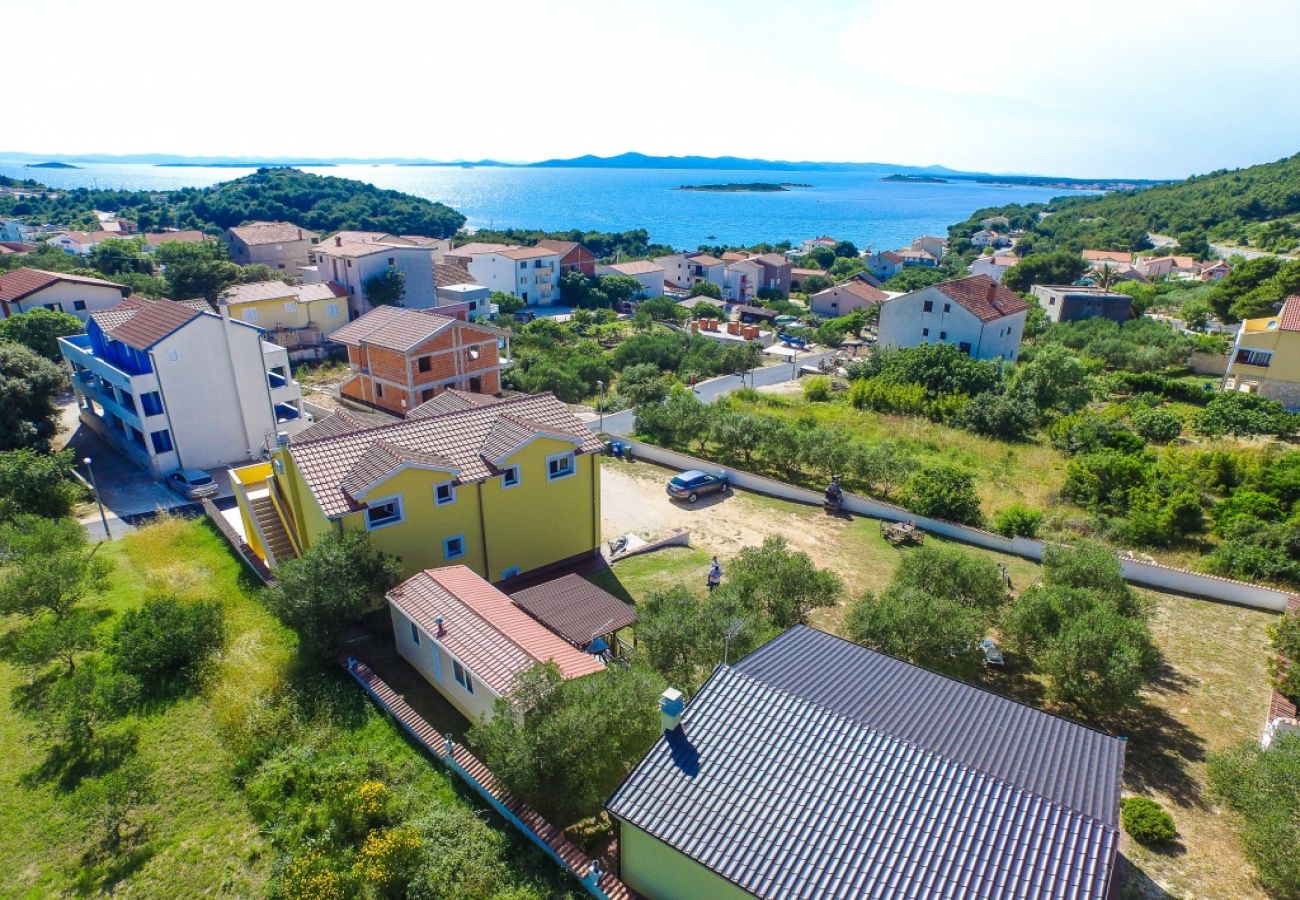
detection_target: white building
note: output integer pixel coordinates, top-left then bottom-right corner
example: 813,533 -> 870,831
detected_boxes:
596,260 -> 665,298
59,297 -> 305,477
0,267 -> 129,322
970,230 -> 1011,249
809,280 -> 889,318
654,252 -> 727,292
722,257 -> 765,304
911,235 -> 947,260
968,253 -> 1019,284
876,274 -> 1028,361
865,250 -> 905,280
303,236 -> 439,317
448,245 -> 562,306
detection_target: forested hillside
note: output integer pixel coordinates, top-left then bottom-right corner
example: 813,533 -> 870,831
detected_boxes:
948,152 -> 1300,256
0,168 -> 466,238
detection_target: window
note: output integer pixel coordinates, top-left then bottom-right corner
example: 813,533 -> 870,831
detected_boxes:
942,303 -> 950,313
166,350 -> 180,362
409,621 -> 421,645
453,660 -> 475,694
149,429 -> 173,454
347,260 -> 352,268
500,566 -> 521,580
140,391 -> 164,417
365,496 -> 403,530
326,303 -> 340,317
922,300 -> 933,312
921,328 -> 929,337
284,301 -> 296,312
43,302 -> 64,312
443,534 -> 465,560
959,341 -> 973,355
242,308 -> 259,323
418,356 -> 432,373
1048,297 -> 1057,305
1238,348 -> 1273,367
387,257 -> 395,266
466,346 -> 480,361
375,383 -> 384,398
939,331 -> 947,340
547,451 -> 575,482
74,300 -> 87,311
434,481 -> 456,506
519,261 -> 526,270
501,465 -> 520,488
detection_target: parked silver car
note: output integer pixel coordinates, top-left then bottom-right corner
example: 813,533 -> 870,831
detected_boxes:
166,468 -> 218,500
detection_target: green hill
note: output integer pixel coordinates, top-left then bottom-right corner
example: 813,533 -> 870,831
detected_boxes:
948,152 -> 1300,256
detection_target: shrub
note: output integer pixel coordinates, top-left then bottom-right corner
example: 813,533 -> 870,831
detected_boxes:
958,390 -> 1037,441
900,465 -> 983,526
1271,609 -> 1300,705
0,448 -> 82,521
1132,407 -> 1183,444
1207,736 -> 1300,897
846,587 -> 984,679
109,595 -> 224,691
802,375 -> 831,402
1120,796 -> 1177,845
992,503 -> 1044,538
1196,391 -> 1297,437
1212,490 -> 1285,536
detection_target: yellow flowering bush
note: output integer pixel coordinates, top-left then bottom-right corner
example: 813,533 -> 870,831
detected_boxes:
353,826 -> 423,894
279,850 -> 355,900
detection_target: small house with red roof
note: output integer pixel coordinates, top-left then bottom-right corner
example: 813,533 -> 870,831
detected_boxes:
0,267 -> 129,322
387,565 -> 606,721
877,274 -> 1029,361
1223,295 -> 1300,408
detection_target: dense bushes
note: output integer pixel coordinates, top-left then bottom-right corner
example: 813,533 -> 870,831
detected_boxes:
0,448 -> 82,520
1120,797 -> 1178,846
1195,391 -> 1297,437
1032,317 -> 1195,372
992,503 -> 1044,538
1270,608 -> 1300,705
1208,735 -> 1300,897
109,596 -> 224,691
899,465 -> 984,526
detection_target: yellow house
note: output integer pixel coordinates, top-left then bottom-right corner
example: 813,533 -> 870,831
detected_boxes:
218,280 -> 351,360
1223,294 -> 1300,408
230,391 -> 604,582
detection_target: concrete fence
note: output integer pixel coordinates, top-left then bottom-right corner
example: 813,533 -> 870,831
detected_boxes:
615,437 -> 1292,613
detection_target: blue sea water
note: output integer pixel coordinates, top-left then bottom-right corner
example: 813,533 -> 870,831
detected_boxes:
0,161 -> 1080,251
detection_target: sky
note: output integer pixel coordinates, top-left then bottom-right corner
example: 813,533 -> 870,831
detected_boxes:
6,0 -> 1300,179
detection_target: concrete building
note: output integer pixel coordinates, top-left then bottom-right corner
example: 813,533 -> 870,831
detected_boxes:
721,257 -> 764,304
536,240 -> 597,277
0,267 -> 129,322
1031,284 -> 1133,324
596,260 -> 665,298
1222,295 -> 1300,408
59,297 -> 304,477
864,250 -> 905,280
968,252 -> 1019,283
970,229 -> 1011,249
223,221 -> 318,272
911,235 -> 947,260
218,280 -> 351,360
655,252 -> 727,292
809,280 -> 888,318
330,305 -> 505,415
302,235 -> 438,317
877,274 -> 1028,361
447,244 -> 562,306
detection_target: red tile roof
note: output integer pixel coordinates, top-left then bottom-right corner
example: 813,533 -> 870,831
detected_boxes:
227,221 -> 315,246
290,392 -> 604,518
329,306 -> 484,352
1278,296 -> 1300,332
389,565 -> 605,696
601,260 -> 662,276
0,267 -> 128,303
89,296 -> 209,350
1082,249 -> 1133,264
933,274 -> 1029,322
510,574 -> 637,649
407,388 -> 503,419
434,261 -> 476,288
687,253 -> 725,267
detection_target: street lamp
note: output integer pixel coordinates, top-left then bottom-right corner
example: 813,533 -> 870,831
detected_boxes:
83,456 -> 110,540
596,379 -> 605,432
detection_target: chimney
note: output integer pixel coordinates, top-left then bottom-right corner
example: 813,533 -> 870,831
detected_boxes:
434,615 -> 445,637
659,688 -> 685,733
298,228 -> 303,240
335,235 -> 342,247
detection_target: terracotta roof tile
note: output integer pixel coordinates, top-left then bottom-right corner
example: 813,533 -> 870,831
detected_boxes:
227,221 -> 315,246
389,565 -> 605,696
407,388 -> 503,419
446,241 -> 512,257
219,279 -> 347,305
434,261 -> 476,288
290,392 -> 603,518
142,230 -> 209,246
1081,249 -> 1133,264
328,306 -> 457,351
510,574 -> 637,649
90,296 -> 207,350
687,253 -> 725,267
498,245 -> 559,261
295,407 -> 395,442
1278,296 -> 1300,332
340,440 -> 459,499
933,274 -> 1029,322
816,280 -> 887,304
0,267 -> 128,303
600,260 -> 663,276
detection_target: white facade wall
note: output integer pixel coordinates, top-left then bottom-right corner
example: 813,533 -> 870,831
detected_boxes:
723,260 -> 763,303
810,285 -> 877,318
968,257 -> 1014,283
595,265 -> 665,298
654,254 -> 692,289
877,285 -> 1026,361
306,245 -> 437,317
437,283 -> 492,318
7,281 -> 127,322
390,604 -> 500,723
466,251 -> 561,306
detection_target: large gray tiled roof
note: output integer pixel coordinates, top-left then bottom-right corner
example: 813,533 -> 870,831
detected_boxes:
607,626 -> 1124,900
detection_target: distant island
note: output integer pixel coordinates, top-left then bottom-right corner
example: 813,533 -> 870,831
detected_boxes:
27,161 -> 80,169
158,162 -> 336,168
882,173 -> 949,184
678,182 -> 811,192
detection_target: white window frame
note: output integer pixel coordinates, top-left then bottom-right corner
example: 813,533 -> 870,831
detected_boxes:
501,465 -> 520,489
242,308 -> 259,323
434,480 -> 457,507
443,533 -> 466,560
453,659 -> 475,694
546,451 -> 576,482
364,494 -> 404,531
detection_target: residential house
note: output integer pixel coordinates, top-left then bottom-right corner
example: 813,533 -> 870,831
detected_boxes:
1031,284 -> 1133,324
330,305 -> 505,415
509,573 -> 637,656
876,274 -> 1028,361
536,239 -> 597,276
1,218 -> 32,242
434,260 -> 491,319
230,391 -> 605,578
388,566 -> 605,722
302,235 -> 438,317
897,248 -> 938,268
0,267 -> 129,322
0,242 -> 36,257
218,280 -> 351,360
980,214 -> 1012,230
447,244 -> 562,306
46,230 -> 119,255
59,297 -> 304,477
223,221 -> 318,272
1222,295 -> 1300,408
1199,259 -> 1231,281
655,252 -> 727,292
809,280 -> 887,318
788,267 -> 827,291
1133,255 -> 1200,279
596,260 -> 665,298
721,257 -> 764,304
970,229 -> 1011,249
1081,249 -> 1134,266
911,235 -> 947,260
968,251 -> 1019,283
864,250 -> 905,280
608,625 -> 1125,900
798,235 -> 836,253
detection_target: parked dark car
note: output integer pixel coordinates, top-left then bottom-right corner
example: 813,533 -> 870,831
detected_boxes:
166,468 -> 218,500
666,469 -> 730,503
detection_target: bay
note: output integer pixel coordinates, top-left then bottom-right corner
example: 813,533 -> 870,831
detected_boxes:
0,160 -> 1081,251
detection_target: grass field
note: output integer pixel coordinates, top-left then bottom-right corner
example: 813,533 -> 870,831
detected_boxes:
0,517 -> 582,899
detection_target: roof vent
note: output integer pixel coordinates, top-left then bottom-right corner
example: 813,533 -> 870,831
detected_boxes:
276,431 -> 290,447
335,235 -> 342,247
659,688 -> 685,733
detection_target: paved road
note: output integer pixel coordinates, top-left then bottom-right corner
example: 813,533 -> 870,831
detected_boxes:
592,351 -> 835,436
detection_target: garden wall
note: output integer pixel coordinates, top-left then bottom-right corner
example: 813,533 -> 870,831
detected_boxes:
617,438 -> 1291,613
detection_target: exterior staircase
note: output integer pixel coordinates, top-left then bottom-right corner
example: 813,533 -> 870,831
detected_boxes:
249,493 -> 297,564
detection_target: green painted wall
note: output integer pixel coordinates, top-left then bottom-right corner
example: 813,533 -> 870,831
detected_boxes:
617,821 -> 754,900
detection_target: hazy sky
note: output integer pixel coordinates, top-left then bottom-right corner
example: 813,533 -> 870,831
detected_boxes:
7,0 -> 1299,178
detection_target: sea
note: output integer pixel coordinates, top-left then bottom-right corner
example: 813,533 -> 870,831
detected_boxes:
0,161 -> 1082,251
